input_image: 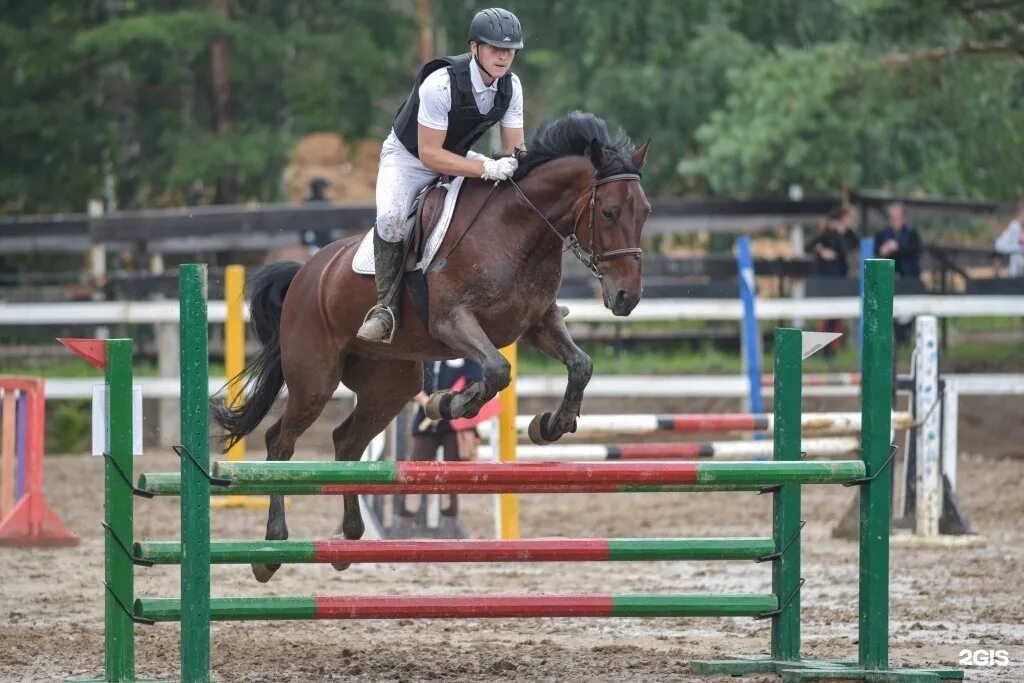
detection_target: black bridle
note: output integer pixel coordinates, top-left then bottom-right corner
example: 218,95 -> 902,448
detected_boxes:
509,172 -> 643,280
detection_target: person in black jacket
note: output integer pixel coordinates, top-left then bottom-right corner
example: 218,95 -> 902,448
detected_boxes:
874,202 -> 922,280
405,359 -> 484,517
806,206 -> 856,358
806,206 -> 854,277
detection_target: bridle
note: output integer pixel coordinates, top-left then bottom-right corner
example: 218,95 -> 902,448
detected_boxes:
508,172 -> 643,280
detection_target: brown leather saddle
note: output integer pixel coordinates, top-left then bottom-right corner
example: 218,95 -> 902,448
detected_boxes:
400,178 -> 452,326
403,179 -> 449,271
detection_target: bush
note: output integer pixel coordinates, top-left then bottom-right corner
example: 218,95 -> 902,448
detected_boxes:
48,400 -> 91,454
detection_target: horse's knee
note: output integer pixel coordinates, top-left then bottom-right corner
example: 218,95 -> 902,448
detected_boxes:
486,356 -> 512,392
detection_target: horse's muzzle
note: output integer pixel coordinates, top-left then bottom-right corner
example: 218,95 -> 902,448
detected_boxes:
609,288 -> 638,316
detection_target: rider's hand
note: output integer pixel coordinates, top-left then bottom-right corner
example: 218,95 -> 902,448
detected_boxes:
480,156 -> 519,182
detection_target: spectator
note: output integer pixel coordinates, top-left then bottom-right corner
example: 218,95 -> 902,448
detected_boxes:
839,204 -> 861,246
994,200 -> 1024,277
806,206 -> 851,277
873,202 -> 922,279
805,206 -> 850,358
406,358 -> 483,518
300,177 -> 332,253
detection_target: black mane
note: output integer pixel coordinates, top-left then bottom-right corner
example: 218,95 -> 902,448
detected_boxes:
513,111 -> 638,180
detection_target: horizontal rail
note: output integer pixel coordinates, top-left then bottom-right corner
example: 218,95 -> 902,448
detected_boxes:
135,593 -> 780,621
7,295 -> 1024,324
135,473 -> 768,496
501,438 -> 860,462
205,460 -> 866,490
478,413 -> 911,439
37,374 -> 1024,400
133,537 -> 777,565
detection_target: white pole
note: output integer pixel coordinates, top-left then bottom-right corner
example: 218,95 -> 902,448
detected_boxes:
942,384 -> 958,492
914,315 -> 941,538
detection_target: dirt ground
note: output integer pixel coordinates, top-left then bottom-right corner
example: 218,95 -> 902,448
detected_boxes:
2,396 -> 1023,682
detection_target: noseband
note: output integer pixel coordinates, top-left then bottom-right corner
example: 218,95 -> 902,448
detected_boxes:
510,172 -> 643,280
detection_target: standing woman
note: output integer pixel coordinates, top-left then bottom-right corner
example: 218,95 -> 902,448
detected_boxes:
358,8 -> 527,343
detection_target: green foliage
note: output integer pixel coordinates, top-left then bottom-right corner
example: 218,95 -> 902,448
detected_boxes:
682,0 -> 1024,198
1,0 -> 1021,212
48,400 -> 91,455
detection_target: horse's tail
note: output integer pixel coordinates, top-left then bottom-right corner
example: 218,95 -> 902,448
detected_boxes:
211,261 -> 301,450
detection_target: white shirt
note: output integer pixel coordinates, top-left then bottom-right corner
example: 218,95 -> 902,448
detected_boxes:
381,59 -> 523,163
994,218 -> 1024,277
416,59 -> 524,130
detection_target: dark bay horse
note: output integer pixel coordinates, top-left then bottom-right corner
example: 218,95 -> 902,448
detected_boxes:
213,111 -> 651,582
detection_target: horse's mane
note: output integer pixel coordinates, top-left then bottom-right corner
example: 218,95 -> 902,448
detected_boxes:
513,111 -> 639,180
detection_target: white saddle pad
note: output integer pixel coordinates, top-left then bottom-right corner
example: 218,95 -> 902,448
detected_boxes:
353,176 -> 465,275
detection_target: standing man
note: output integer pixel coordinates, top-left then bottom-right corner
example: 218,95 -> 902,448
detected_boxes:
358,8 -> 527,344
874,202 -> 922,280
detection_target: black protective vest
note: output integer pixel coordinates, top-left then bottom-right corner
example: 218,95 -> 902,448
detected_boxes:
393,53 -> 513,158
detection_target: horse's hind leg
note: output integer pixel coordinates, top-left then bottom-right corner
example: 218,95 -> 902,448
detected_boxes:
329,355 -> 421,571
253,366 -> 339,583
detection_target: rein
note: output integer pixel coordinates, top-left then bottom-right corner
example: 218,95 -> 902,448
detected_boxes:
509,172 -> 643,280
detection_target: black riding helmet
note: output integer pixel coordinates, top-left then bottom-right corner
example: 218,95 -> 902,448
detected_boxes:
468,8 -> 524,50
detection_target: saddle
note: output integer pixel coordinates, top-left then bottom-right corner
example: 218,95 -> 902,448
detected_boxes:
403,179 -> 449,271
399,178 -> 451,328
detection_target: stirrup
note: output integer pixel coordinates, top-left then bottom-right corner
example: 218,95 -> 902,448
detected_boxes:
357,304 -> 397,344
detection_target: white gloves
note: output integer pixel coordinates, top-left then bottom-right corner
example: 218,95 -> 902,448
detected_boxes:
480,156 -> 519,182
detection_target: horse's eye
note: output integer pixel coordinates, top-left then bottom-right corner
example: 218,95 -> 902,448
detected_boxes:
602,207 -> 619,220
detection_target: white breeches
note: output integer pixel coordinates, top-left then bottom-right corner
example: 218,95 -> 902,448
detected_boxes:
374,143 -> 441,243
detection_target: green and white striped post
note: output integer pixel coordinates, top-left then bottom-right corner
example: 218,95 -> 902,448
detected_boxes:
179,265 -> 211,683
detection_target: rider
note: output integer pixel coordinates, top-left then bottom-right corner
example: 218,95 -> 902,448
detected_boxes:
356,8 -> 526,343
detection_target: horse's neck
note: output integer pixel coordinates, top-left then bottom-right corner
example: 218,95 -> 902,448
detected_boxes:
506,158 -> 593,247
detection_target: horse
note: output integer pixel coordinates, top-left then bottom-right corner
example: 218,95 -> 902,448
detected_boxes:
213,111 -> 651,582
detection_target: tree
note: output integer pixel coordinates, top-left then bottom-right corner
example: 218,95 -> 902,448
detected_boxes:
683,0 -> 1024,198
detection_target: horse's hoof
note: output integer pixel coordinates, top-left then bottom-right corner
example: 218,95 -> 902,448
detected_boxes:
527,412 -> 557,445
252,563 -> 280,583
330,534 -> 354,571
424,390 -> 454,420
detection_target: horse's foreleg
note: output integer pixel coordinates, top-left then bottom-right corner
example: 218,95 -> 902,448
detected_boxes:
519,304 -> 593,444
425,309 -> 511,420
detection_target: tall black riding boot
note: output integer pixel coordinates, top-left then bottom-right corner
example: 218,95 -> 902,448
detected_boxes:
356,232 -> 406,343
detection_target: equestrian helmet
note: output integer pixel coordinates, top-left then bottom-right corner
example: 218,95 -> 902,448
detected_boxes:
468,8 -> 524,50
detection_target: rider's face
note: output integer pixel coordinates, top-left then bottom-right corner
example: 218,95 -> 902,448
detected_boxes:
472,42 -> 516,79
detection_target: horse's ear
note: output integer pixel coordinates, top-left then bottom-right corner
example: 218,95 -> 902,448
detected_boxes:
632,138 -> 651,169
586,139 -> 604,169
